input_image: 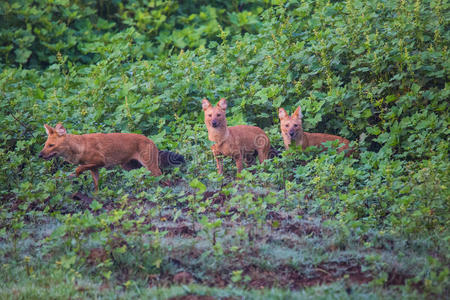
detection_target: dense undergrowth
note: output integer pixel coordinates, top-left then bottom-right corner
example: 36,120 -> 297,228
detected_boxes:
0,0 -> 449,298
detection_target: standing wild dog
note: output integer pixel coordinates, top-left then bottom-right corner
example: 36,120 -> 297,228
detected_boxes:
39,123 -> 183,191
202,98 -> 270,174
278,106 -> 352,155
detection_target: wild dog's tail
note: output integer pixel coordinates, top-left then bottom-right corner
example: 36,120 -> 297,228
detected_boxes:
122,150 -> 185,171
268,146 -> 281,159
158,150 -> 185,169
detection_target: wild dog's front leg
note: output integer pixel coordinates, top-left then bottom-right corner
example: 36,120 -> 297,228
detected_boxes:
211,145 -> 223,174
73,163 -> 104,190
234,152 -> 244,173
74,164 -> 101,176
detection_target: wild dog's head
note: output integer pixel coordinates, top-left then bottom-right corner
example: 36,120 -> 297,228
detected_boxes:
202,98 -> 228,129
39,123 -> 68,160
278,106 -> 304,148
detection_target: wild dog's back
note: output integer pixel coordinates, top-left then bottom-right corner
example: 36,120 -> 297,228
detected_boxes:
228,125 -> 270,155
77,133 -> 158,167
303,132 -> 350,154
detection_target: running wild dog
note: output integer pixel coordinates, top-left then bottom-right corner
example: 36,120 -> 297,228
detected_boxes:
39,123 -> 184,190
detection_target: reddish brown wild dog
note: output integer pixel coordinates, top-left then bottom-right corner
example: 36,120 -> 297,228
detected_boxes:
39,123 -> 162,191
278,106 -> 352,155
202,98 -> 270,174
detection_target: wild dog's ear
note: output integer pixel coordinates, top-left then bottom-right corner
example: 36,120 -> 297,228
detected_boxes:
217,98 -> 227,110
278,108 -> 287,120
54,123 -> 67,136
44,124 -> 54,135
202,98 -> 211,111
292,106 -> 303,120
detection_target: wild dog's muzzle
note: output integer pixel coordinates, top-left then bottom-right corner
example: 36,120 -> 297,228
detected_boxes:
289,130 -> 296,138
39,152 -> 57,160
212,120 -> 219,128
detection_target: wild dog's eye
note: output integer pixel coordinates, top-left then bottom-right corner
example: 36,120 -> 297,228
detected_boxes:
294,124 -> 298,127
208,114 -> 212,117
285,125 -> 289,128
217,114 -> 221,117
49,144 -> 55,147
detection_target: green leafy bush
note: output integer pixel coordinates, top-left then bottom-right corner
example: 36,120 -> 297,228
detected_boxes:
0,0 -> 268,67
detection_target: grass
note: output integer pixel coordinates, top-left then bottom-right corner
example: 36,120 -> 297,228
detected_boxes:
0,165 -> 441,299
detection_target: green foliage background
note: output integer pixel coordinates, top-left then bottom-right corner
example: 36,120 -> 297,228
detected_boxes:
0,0 -> 449,298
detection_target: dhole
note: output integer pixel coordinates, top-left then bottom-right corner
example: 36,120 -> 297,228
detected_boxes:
278,106 -> 351,155
202,98 -> 270,174
39,123 -> 183,191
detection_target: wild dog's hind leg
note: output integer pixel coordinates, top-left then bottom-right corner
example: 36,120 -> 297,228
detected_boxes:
257,147 -> 269,164
90,168 -> 99,191
256,136 -> 270,164
137,142 -> 162,177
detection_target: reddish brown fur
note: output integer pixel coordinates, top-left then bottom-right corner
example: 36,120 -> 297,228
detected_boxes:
39,123 -> 162,191
202,98 -> 270,174
278,106 -> 352,155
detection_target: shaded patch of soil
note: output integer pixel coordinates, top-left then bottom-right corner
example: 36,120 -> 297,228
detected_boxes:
266,211 -> 289,221
173,271 -> 194,284
239,263 -> 371,290
8,194 -> 47,215
72,192 -> 93,207
387,271 -> 414,286
158,223 -> 197,237
9,197 -> 23,212
202,191 -> 230,206
87,247 -> 108,265
283,222 -> 322,237
187,261 -> 374,291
